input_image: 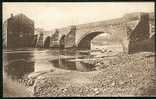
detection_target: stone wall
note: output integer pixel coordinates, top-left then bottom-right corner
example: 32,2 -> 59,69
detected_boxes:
128,13 -> 155,54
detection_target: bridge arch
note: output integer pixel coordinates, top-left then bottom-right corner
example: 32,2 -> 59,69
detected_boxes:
77,31 -> 111,50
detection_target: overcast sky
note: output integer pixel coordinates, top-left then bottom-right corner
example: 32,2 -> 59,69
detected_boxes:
3,2 -> 154,31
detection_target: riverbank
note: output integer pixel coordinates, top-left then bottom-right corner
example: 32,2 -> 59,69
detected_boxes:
26,52 -> 155,96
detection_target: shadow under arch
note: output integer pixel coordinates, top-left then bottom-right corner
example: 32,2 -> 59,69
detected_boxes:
77,31 -> 111,50
43,36 -> 51,48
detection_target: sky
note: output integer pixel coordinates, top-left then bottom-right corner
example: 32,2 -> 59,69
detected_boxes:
3,2 -> 154,31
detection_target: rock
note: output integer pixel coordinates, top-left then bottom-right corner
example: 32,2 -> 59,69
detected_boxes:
109,76 -> 113,79
94,88 -> 98,91
50,69 -> 54,72
80,90 -> 83,93
62,88 -> 67,92
95,91 -> 100,95
29,80 -> 35,86
130,74 -> 133,78
111,82 -> 115,86
119,81 -> 125,85
96,62 -> 101,65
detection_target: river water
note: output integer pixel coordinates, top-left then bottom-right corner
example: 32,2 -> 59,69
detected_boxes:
3,48 -> 99,80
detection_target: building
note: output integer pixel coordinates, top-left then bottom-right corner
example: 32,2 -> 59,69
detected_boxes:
3,13 -> 34,49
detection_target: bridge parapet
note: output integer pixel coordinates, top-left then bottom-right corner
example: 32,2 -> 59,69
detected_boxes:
76,18 -> 125,30
42,12 -> 154,53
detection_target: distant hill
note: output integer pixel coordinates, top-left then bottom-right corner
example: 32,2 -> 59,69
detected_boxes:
123,12 -> 154,21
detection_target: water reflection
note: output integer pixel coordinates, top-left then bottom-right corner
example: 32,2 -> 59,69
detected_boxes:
51,51 -> 95,72
4,52 -> 34,79
51,58 -> 95,72
3,49 -> 96,80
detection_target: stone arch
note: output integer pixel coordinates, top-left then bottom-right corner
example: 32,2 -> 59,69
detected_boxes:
77,31 -> 112,50
43,36 -> 50,48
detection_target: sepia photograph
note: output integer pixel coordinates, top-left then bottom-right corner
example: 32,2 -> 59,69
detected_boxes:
2,2 -> 155,97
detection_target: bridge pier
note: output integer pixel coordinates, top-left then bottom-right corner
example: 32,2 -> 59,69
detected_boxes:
36,33 -> 44,48
64,26 -> 76,48
60,35 -> 65,49
44,36 -> 50,48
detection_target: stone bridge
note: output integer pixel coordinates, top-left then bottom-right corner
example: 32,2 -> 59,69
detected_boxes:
37,12 -> 155,54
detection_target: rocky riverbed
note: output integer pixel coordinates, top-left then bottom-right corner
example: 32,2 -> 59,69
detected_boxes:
18,52 -> 155,97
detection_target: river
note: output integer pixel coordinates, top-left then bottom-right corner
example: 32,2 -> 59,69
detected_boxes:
3,48 -> 100,80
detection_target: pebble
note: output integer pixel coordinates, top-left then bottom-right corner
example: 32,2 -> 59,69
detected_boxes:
62,88 -> 67,92
130,74 -> 133,78
111,82 -> 115,86
94,88 -> 98,91
119,81 -> 125,85
95,91 -> 100,95
109,76 -> 113,79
